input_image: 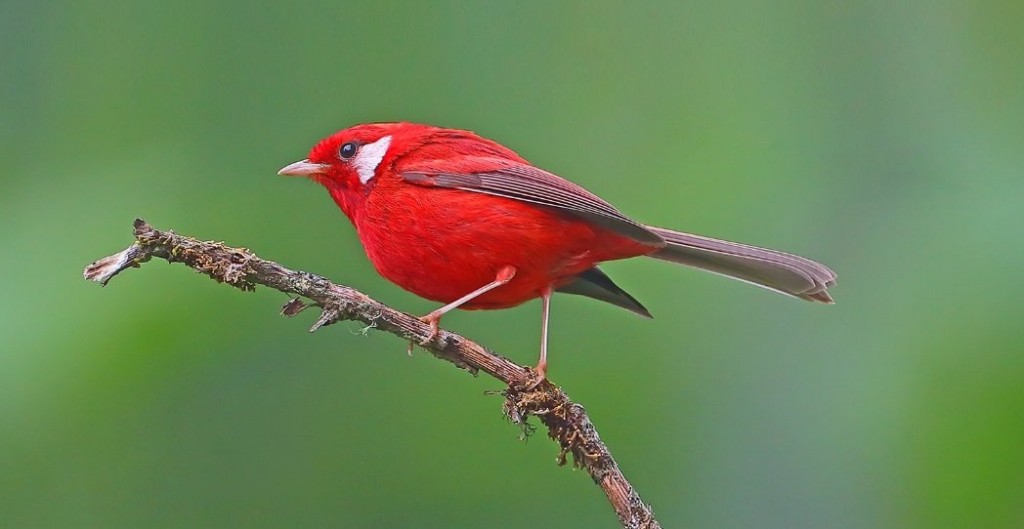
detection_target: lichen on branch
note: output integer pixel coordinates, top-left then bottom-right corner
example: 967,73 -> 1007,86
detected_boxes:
84,218 -> 661,529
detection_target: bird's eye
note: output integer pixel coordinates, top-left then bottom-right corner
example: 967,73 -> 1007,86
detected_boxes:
339,142 -> 358,160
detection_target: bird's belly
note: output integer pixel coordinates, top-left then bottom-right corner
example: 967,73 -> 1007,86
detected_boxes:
354,188 -> 653,309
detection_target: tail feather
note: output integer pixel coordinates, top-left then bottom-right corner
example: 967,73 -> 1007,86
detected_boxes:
645,226 -> 836,303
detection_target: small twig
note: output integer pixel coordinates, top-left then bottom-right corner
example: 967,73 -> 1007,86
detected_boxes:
84,219 -> 661,529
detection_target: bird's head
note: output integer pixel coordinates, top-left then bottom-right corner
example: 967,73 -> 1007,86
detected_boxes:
278,122 -> 418,220
279,122 -> 524,220
278,122 -> 407,190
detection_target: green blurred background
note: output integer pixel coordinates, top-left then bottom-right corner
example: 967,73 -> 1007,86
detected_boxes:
3,1 -> 1023,528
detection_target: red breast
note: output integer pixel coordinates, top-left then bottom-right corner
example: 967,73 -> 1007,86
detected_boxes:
354,175 -> 654,309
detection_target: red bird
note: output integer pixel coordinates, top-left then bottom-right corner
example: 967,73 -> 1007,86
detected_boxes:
280,122 -> 836,380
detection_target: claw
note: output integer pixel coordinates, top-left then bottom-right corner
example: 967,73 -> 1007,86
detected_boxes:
408,311 -> 442,355
419,312 -> 442,342
523,360 -> 548,390
403,266 -> 516,356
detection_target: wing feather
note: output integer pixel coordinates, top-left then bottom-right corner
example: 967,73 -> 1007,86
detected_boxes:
400,158 -> 837,303
402,161 -> 664,245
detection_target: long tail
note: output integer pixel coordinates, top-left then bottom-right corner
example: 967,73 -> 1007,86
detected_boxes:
645,226 -> 837,303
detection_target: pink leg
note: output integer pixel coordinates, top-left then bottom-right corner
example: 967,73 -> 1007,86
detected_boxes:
414,265 -> 517,349
533,285 -> 553,382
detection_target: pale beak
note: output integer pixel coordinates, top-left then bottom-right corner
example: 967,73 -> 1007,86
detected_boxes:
278,159 -> 330,176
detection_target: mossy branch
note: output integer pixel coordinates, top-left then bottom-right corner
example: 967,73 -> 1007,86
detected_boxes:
84,219 -> 661,529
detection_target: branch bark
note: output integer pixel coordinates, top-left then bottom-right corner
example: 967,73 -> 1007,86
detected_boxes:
84,219 -> 661,529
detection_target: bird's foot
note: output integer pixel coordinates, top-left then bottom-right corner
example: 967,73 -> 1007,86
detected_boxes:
407,311 -> 442,355
523,360 -> 548,390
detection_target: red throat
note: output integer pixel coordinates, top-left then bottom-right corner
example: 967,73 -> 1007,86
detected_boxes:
321,179 -> 364,225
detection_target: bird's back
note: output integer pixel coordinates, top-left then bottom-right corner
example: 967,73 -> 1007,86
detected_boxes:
354,175 -> 656,309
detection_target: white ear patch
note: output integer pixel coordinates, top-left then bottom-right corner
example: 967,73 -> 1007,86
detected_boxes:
353,135 -> 392,184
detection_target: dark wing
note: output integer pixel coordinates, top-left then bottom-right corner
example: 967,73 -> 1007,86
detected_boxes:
401,158 -> 836,304
402,161 -> 664,246
556,267 -> 652,317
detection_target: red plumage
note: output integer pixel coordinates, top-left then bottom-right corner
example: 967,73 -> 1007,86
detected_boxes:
280,122 -> 836,378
